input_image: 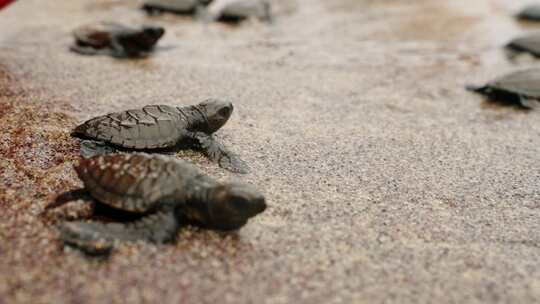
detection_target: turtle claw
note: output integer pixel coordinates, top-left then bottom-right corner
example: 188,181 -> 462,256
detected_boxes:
219,153 -> 249,174
188,132 -> 249,173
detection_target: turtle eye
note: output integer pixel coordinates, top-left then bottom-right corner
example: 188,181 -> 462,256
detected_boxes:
232,197 -> 248,211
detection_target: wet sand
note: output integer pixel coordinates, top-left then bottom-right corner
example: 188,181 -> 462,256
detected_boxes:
1,0 -> 540,303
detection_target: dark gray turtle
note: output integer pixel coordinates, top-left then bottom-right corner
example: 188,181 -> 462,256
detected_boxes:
70,22 -> 165,58
506,33 -> 540,58
466,69 -> 540,109
73,99 -> 248,173
46,153 -> 266,255
142,0 -> 212,15
203,0 -> 272,23
517,5 -> 540,22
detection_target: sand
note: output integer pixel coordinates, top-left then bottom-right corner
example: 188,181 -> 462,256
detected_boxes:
0,0 -> 539,303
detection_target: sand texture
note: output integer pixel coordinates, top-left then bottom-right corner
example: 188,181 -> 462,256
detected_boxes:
0,0 -> 540,303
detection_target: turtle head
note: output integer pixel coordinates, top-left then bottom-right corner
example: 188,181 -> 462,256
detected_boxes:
196,99 -> 234,134
117,26 -> 165,52
138,26 -> 165,47
201,183 -> 266,231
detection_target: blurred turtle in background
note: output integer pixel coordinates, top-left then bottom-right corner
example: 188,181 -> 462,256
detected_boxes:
142,0 -> 212,15
70,22 -> 165,58
506,33 -> 540,59
200,0 -> 272,23
517,5 -> 540,22
466,69 -> 540,109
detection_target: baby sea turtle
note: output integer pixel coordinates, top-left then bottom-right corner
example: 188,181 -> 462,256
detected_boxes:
142,0 -> 212,15
517,5 -> 540,22
70,22 -> 165,58
506,33 -> 540,58
466,69 -> 540,109
47,153 -> 266,255
73,99 -> 249,173
203,0 -> 272,23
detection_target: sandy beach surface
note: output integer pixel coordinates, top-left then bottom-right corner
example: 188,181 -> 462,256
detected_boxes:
1,0 -> 539,303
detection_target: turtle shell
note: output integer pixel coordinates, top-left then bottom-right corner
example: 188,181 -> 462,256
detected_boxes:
507,33 -> 540,57
73,105 -> 185,150
487,69 -> 540,98
517,5 -> 540,22
73,23 -> 127,48
468,69 -> 540,108
75,154 -> 184,213
207,0 -> 270,21
142,0 -> 209,14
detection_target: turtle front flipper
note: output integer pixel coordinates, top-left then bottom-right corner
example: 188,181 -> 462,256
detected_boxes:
187,132 -> 249,174
79,140 -> 118,158
60,210 -> 180,255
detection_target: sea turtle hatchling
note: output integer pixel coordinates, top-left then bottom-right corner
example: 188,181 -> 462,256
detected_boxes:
47,153 -> 266,255
506,33 -> 540,59
517,5 -> 540,22
142,0 -> 212,15
466,69 -> 540,109
70,22 -> 165,58
203,0 -> 272,23
73,99 -> 249,173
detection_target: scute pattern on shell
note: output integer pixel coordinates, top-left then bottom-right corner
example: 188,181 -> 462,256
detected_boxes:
74,105 -> 185,149
75,154 -> 182,213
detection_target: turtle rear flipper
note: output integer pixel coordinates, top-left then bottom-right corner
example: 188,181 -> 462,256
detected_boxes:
60,210 -> 180,255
